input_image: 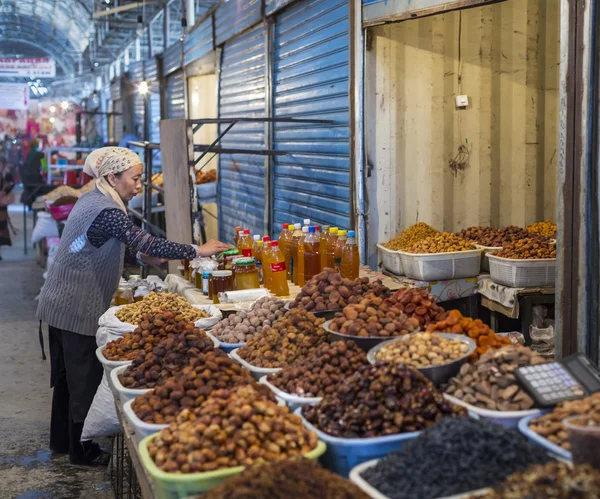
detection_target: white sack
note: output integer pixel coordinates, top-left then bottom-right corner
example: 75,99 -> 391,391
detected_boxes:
81,372 -> 120,440
31,213 -> 59,244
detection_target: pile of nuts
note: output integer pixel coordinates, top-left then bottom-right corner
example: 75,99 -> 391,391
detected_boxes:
444,346 -> 547,411
382,222 -> 439,251
303,363 -> 465,438
528,393 -> 600,450
131,351 -> 260,424
427,309 -> 511,359
118,330 -> 215,389
289,268 -> 389,312
328,294 -> 420,338
485,462 -> 600,498
103,311 -> 190,361
405,233 -> 474,254
115,292 -> 209,324
457,225 -> 531,247
389,288 -> 447,326
147,385 -> 319,473
207,458 -> 370,499
210,297 -> 287,344
237,309 -> 328,368
195,169 -> 217,185
526,221 -> 557,239
375,332 -> 470,368
267,341 -> 369,398
493,238 -> 556,259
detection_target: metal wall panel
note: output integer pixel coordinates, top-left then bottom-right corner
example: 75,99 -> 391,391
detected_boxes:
272,0 -> 351,233
218,23 -> 266,242
110,78 -> 121,102
214,0 -> 262,46
265,0 -> 297,16
128,60 -> 145,138
165,69 -> 186,119
184,16 -> 214,66
163,41 -> 182,76
144,56 -> 162,164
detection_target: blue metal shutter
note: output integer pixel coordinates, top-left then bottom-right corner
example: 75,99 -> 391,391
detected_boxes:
272,0 -> 351,232
265,0 -> 296,16
214,0 -> 262,46
184,16 -> 214,66
111,78 -> 124,144
144,57 -> 161,145
128,60 -> 145,138
166,69 -> 186,119
163,42 -> 182,76
218,24 -> 266,242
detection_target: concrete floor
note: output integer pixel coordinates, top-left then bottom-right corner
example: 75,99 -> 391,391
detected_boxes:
0,202 -> 113,499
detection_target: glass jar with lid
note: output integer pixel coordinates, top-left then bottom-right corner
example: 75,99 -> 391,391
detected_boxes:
210,270 -> 234,304
233,258 -> 261,290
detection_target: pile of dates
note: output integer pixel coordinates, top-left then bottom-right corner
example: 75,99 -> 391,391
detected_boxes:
267,341 -> 369,398
457,226 -> 531,247
493,238 -> 556,259
303,363 -> 465,438
118,329 -> 214,389
148,385 -> 319,473
237,309 -> 328,368
289,268 -> 389,312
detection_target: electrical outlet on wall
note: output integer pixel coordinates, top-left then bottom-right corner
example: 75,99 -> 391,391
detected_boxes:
455,95 -> 469,108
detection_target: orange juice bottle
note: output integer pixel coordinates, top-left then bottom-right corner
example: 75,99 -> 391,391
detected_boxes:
320,225 -> 330,270
234,226 -> 243,246
253,235 -> 263,284
268,241 -> 289,296
334,230 -> 347,273
290,223 -> 302,284
262,236 -> 272,290
303,226 -> 321,282
341,230 -> 360,280
278,223 -> 293,280
326,227 -> 339,269
297,226 -> 308,287
237,229 -> 253,257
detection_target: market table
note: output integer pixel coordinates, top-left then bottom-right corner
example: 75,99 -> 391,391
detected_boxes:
478,276 -> 555,345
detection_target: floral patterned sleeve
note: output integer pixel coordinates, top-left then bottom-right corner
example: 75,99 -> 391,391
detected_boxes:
87,208 -> 198,260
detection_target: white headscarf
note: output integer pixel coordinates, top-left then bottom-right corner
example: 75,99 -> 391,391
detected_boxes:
84,147 -> 142,213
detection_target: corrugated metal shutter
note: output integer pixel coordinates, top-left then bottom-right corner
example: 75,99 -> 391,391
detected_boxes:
218,24 -> 266,242
144,57 -> 161,145
163,42 -> 182,76
214,0 -> 262,46
265,0 -> 296,16
128,60 -> 145,139
111,78 -> 124,144
272,0 -> 351,232
165,70 -> 186,119
184,16 -> 213,66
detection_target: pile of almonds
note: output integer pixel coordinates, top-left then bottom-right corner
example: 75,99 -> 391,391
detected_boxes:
406,233 -> 474,254
131,351 -> 263,424
528,393 -> 600,450
457,226 -> 531,247
267,341 -> 369,398
304,363 -> 465,438
444,346 -> 547,411
289,268 -> 389,312
328,294 -> 420,338
210,297 -> 287,344
237,309 -> 328,368
427,310 -> 511,360
148,385 -> 319,473
493,238 -> 556,259
118,330 -> 215,389
103,311 -> 187,361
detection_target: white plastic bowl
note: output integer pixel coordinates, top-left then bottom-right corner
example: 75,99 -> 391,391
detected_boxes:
444,394 -> 541,428
110,364 -> 152,407
258,376 -> 321,412
229,348 -> 281,381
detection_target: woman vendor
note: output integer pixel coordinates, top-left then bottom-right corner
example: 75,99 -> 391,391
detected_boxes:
37,147 -> 229,466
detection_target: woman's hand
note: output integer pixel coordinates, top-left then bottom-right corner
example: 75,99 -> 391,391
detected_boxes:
139,254 -> 168,265
197,240 -> 231,257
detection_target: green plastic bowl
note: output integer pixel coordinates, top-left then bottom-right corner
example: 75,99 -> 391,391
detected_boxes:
138,435 -> 327,498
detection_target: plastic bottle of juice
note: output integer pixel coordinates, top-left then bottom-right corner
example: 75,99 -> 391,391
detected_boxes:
268,241 -> 289,297
237,229 -> 253,257
278,223 -> 293,280
303,226 -> 321,282
320,225 -> 330,270
234,226 -> 243,247
253,236 -> 263,284
326,227 -> 339,269
334,230 -> 347,273
290,223 -> 302,284
297,226 -> 309,287
262,236 -> 272,290
341,230 -> 360,280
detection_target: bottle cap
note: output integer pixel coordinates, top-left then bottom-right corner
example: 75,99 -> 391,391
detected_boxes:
202,271 -> 211,277
235,226 -> 242,232
302,226 -> 309,233
304,219 -> 311,226
348,230 -> 356,237
212,270 -> 233,277
271,241 -> 279,247
322,225 -> 330,232
295,223 -> 302,230
308,226 -> 316,233
315,225 -> 320,231
262,236 -> 271,242
282,223 -> 289,229
330,227 -> 338,234
244,229 -> 250,234
234,258 -> 255,265
289,222 -> 295,227
253,235 -> 260,242
339,230 -> 347,236
257,240 -> 263,247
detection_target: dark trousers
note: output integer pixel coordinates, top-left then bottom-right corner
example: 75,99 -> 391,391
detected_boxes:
49,326 -> 103,459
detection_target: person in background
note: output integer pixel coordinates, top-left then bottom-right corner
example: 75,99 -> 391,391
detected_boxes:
20,138 -> 47,209
0,157 -> 15,259
36,147 -> 229,466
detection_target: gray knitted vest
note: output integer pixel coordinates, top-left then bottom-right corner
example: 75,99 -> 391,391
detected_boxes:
37,189 -> 125,336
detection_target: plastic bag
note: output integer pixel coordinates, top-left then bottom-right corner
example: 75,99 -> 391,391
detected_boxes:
32,213 -> 58,244
194,304 -> 223,330
96,306 -> 137,347
81,372 -> 120,440
529,305 -> 555,359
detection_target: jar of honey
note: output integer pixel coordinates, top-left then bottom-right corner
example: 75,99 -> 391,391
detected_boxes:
115,283 -> 133,305
234,258 -> 261,290
195,270 -> 203,290
210,270 -> 234,304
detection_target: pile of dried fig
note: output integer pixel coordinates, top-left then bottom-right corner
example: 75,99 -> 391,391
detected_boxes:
457,226 -> 532,247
